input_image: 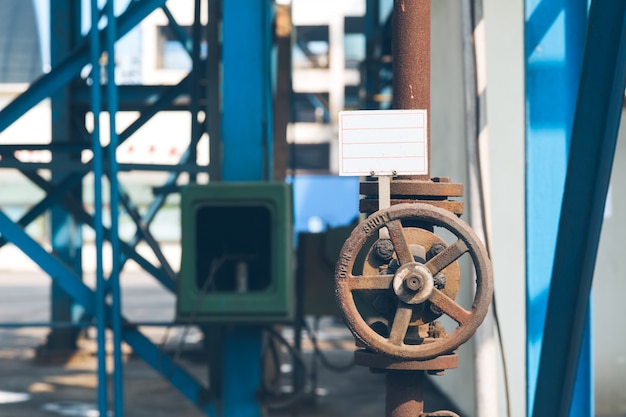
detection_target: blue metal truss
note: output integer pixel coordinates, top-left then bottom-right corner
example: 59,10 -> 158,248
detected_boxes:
531,1 -> 626,415
524,0 -> 591,415
0,0 -> 233,415
0,209 -> 215,416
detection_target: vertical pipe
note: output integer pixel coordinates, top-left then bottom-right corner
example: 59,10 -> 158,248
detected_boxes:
189,0 -> 203,183
105,1 -> 124,415
90,1 -> 107,416
392,0 -> 430,178
206,0 -> 222,182
385,370 -> 425,417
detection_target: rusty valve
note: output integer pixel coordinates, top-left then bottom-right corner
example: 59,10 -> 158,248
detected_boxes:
335,203 -> 493,360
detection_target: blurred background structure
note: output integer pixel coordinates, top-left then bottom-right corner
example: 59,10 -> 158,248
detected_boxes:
0,1 -> 625,417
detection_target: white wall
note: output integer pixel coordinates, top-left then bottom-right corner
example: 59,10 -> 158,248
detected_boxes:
429,1 -> 475,415
429,1 -> 527,416
483,1 -> 527,416
593,108 -> 626,416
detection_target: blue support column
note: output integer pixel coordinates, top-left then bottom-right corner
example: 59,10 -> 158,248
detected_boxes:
218,1 -> 274,416
48,0 -> 83,352
222,0 -> 273,182
104,0 -> 124,415
88,1 -> 108,415
531,2 -> 626,416
524,0 -> 590,415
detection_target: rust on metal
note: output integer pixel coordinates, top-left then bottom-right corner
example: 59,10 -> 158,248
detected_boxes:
420,412 -> 461,417
334,203 -> 493,360
392,0 -> 430,179
359,199 -> 464,215
362,227 -> 462,326
386,370 -> 425,417
355,350 -> 458,371
360,181 -> 464,197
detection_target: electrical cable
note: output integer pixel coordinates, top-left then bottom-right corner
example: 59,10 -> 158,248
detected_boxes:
461,0 -> 512,416
157,255 -> 226,378
261,325 -> 308,411
302,318 -> 355,373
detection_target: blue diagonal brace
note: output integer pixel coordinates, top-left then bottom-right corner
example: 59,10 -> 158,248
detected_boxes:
11,167 -> 175,292
0,209 -> 215,416
531,2 -> 626,416
0,0 -> 166,134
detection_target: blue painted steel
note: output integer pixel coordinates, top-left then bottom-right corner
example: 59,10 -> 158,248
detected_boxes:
221,0 -> 273,181
0,0 -> 166,134
89,1 -> 108,415
290,175 -> 360,236
219,2 -> 274,416
0,322 -> 178,328
0,174 -> 82,248
104,1 -> 124,414
188,0 -> 202,183
161,5 -> 193,54
222,327 -> 264,417
531,2 -> 626,415
49,0 -> 83,352
524,1 -> 591,415
0,209 -> 215,416
14,168 -> 176,291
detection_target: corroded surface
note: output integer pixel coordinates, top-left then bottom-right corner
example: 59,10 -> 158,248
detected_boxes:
335,203 -> 493,360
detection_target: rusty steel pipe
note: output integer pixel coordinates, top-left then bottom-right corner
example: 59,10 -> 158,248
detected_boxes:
392,0 -> 430,178
386,370 -> 425,417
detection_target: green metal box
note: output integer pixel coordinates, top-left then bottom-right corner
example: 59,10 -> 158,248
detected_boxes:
177,183 -> 293,322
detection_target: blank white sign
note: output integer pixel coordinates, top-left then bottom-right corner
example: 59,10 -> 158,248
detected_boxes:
338,109 -> 428,176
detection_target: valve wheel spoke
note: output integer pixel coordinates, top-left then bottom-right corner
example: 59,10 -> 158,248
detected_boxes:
346,274 -> 394,290
386,219 -> 414,265
429,288 -> 471,325
334,203 -> 493,360
425,239 -> 468,275
388,303 -> 413,345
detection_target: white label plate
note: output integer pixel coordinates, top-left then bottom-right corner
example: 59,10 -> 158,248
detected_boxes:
338,109 -> 428,176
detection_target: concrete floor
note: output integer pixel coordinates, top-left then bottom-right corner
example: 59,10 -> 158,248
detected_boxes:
0,272 -> 459,417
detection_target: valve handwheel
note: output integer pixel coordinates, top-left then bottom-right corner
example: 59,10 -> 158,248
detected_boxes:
335,203 -> 493,360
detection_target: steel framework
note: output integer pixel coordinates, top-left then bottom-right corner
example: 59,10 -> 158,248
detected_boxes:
0,0 -> 282,416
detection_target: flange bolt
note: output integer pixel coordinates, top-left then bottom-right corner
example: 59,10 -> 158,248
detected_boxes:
375,239 -> 395,261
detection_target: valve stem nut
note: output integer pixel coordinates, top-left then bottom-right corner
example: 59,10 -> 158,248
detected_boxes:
433,273 -> 446,289
374,239 -> 395,261
427,242 -> 447,260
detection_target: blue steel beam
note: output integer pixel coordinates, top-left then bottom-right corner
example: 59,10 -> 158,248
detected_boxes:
88,0 -> 107,414
0,75 -> 192,287
0,173 -> 82,248
524,0 -> 590,415
0,209 -> 216,416
219,2 -> 273,416
531,2 -> 626,416
161,5 -> 193,54
222,0 -> 273,181
0,0 -> 166,134
103,1 -> 125,414
49,0 -> 84,352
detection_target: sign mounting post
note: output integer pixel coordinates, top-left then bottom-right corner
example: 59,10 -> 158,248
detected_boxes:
338,108 -> 429,238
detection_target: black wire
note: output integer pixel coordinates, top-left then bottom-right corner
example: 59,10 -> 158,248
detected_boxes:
157,255 -> 227,379
302,319 -> 355,373
262,326 -> 308,411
